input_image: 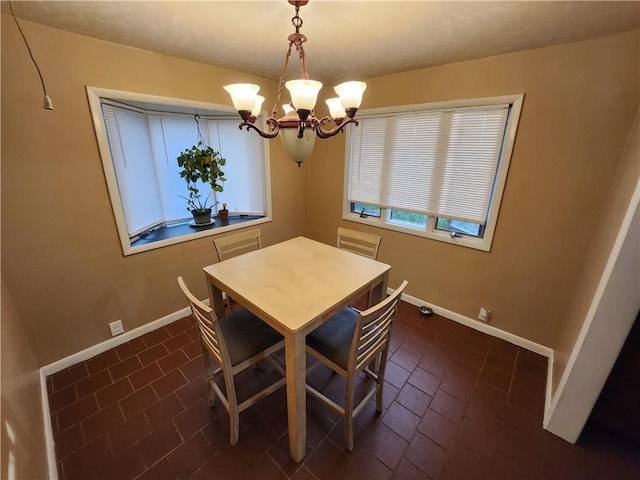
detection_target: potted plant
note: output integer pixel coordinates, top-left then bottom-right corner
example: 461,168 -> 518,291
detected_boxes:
177,142 -> 226,225
180,189 -> 215,225
219,202 -> 229,222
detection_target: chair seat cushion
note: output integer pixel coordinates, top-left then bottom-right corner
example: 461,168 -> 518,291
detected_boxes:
220,308 -> 283,366
306,307 -> 359,370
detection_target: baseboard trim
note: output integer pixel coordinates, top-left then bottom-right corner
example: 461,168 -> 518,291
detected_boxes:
397,289 -> 554,424
40,304 -> 196,479
544,351 -> 555,427
41,306 -> 193,377
398,290 -> 554,358
43,291 -> 553,377
40,369 -> 58,480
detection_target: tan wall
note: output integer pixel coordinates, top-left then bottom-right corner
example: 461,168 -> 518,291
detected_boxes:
552,108 -> 640,393
1,16 -> 307,366
1,13 -> 638,376
4,12 -> 637,480
1,282 -> 49,479
308,30 -> 639,347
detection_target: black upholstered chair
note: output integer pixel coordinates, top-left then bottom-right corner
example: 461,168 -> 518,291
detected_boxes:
177,276 -> 285,445
305,280 -> 408,451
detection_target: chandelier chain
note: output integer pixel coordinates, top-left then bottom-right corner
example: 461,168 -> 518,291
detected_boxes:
292,3 -> 303,32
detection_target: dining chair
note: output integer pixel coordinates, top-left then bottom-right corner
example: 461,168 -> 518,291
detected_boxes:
305,280 -> 408,451
212,228 -> 262,313
213,228 -> 262,262
177,276 -> 285,446
337,227 -> 382,260
338,227 -> 383,309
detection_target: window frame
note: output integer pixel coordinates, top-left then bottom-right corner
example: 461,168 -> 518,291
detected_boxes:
87,86 -> 272,256
342,94 -> 523,252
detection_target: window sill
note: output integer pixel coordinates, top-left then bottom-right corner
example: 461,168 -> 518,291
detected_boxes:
342,212 -> 493,252
124,215 -> 269,255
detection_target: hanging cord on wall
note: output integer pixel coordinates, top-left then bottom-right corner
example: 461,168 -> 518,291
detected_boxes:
9,0 -> 54,110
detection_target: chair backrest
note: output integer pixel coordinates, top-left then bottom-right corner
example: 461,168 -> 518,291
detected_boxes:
177,276 -> 228,366
337,227 -> 382,260
213,229 -> 262,262
349,280 -> 408,372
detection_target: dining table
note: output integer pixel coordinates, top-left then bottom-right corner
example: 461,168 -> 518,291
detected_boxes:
202,235 -> 391,462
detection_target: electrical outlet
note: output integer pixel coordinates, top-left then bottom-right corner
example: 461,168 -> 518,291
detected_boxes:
478,308 -> 491,322
109,320 -> 124,337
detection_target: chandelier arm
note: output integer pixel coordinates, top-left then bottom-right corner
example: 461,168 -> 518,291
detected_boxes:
238,117 -> 280,139
315,117 -> 359,139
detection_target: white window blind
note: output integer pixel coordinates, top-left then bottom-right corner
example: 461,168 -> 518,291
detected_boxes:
147,114 -> 213,222
207,119 -> 265,215
349,104 -> 510,224
101,103 -> 164,235
102,102 -> 268,239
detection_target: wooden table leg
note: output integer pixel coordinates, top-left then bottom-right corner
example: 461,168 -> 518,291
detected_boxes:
206,275 -> 226,319
368,272 -> 389,307
285,332 -> 306,462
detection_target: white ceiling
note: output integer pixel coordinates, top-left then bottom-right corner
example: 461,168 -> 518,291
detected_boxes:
5,0 -> 640,85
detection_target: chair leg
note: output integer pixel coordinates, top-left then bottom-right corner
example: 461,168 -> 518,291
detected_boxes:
201,349 -> 217,407
376,349 -> 390,412
222,369 -> 240,445
375,383 -> 383,413
229,411 -> 240,446
368,351 -> 381,376
207,380 -> 217,407
227,387 -> 240,445
345,375 -> 355,451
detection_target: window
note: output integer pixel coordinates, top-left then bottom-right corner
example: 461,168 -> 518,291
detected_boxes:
344,95 -> 523,251
87,87 -> 272,256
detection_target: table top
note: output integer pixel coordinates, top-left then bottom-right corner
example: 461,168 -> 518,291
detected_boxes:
203,236 -> 391,333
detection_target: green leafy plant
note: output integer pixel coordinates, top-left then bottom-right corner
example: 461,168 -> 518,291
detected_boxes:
179,189 -> 213,213
177,142 -> 227,213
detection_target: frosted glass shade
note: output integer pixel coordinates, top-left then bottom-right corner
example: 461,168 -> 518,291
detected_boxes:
280,126 -> 316,165
251,95 -> 265,117
325,98 -> 346,119
223,83 -> 260,111
285,80 -> 323,110
334,81 -> 367,109
282,104 -> 295,114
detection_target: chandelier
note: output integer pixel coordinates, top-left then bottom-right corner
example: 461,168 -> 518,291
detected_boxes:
223,0 -> 366,166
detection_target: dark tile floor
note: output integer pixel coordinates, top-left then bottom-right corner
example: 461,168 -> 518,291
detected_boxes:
47,301 -> 640,479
